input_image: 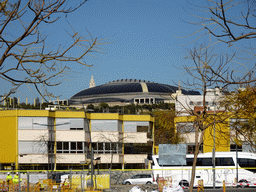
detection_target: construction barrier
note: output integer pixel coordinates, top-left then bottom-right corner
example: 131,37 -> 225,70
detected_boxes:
158,177 -> 166,192
223,180 -> 226,192
197,179 -> 204,192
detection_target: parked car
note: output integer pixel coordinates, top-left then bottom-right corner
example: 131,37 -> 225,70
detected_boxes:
122,174 -> 156,185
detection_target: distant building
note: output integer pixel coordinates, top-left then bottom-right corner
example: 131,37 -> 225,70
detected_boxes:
175,87 -> 225,116
69,79 -> 200,107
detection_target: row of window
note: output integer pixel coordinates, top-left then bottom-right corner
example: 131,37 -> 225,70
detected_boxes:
176,119 -> 249,134
156,157 -> 235,167
189,101 -> 218,106
56,142 -> 122,154
18,117 -> 149,132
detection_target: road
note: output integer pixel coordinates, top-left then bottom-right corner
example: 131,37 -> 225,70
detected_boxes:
184,188 -> 256,192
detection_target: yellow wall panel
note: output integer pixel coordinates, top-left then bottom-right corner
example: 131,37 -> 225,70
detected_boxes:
203,122 -> 230,153
0,116 -> 17,163
54,111 -> 84,118
90,113 -> 119,120
122,115 -> 152,121
17,110 -> 49,117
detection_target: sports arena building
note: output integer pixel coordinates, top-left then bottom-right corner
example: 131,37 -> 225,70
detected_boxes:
69,77 -> 200,107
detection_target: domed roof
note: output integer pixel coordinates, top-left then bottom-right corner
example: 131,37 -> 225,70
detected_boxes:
71,79 -> 199,99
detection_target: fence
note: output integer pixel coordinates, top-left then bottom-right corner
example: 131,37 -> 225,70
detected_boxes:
0,169 -> 153,191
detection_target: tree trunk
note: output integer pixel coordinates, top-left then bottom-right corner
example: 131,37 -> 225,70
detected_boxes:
189,125 -> 204,192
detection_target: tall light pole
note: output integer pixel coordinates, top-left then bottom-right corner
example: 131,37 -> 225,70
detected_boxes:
80,98 -> 94,188
212,90 -> 218,189
212,101 -> 216,189
33,120 -> 70,179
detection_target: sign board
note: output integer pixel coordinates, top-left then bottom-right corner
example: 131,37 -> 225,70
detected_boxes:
159,144 -> 186,166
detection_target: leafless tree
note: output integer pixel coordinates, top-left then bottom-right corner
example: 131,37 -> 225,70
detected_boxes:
0,0 -> 107,102
184,0 -> 256,86
177,44 -> 238,191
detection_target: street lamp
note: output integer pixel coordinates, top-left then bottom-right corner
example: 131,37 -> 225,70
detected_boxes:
212,89 -> 219,189
33,121 -> 70,179
80,98 -> 94,188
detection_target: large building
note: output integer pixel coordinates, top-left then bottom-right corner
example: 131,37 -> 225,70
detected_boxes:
0,110 -> 155,170
69,78 -> 200,107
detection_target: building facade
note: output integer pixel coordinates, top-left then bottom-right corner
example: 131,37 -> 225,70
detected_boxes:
0,110 -> 155,170
175,114 -> 254,154
175,87 -> 224,116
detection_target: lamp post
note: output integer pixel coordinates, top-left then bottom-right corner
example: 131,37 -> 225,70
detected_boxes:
212,90 -> 218,189
80,98 -> 94,188
33,121 -> 70,179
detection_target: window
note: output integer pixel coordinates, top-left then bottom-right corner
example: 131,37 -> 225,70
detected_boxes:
137,126 -> 148,132
57,142 -> 84,154
238,158 -> 256,173
19,141 -> 47,154
189,101 -> 194,105
177,123 -> 196,133
92,142 -> 121,154
230,119 -> 248,130
185,157 -> 234,166
230,144 -> 242,152
216,158 -> 234,166
18,117 -> 48,129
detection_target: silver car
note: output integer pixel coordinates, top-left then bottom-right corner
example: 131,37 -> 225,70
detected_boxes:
122,174 -> 156,185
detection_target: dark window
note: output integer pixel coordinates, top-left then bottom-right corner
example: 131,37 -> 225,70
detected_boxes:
71,142 -> 76,150
57,142 -> 62,150
77,142 -> 83,151
137,126 -> 148,132
216,158 -> 234,166
186,158 -> 193,166
238,158 -> 256,173
230,144 -> 242,152
105,143 -> 110,151
63,142 -> 69,150
202,158 -> 212,166
98,143 -> 103,151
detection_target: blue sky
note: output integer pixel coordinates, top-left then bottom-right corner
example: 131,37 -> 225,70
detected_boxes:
9,0 -> 249,103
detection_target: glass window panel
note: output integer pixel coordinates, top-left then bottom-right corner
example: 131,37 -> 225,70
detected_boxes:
63,142 -> 69,150
33,142 -> 46,154
71,142 -> 76,150
57,142 -> 62,150
77,142 -> 83,150
70,119 -> 84,129
19,141 -> 33,154
98,143 -> 103,150
56,118 -> 70,130
91,120 -> 118,131
105,143 -> 110,150
33,117 -> 48,129
18,117 -> 33,129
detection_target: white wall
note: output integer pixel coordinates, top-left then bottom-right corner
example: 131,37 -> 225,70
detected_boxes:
124,132 -> 147,143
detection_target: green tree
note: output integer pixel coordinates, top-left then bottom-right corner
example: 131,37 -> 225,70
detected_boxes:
223,86 -> 256,149
153,110 -> 183,145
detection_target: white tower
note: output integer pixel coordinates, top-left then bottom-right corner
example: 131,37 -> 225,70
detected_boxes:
89,75 -> 96,88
